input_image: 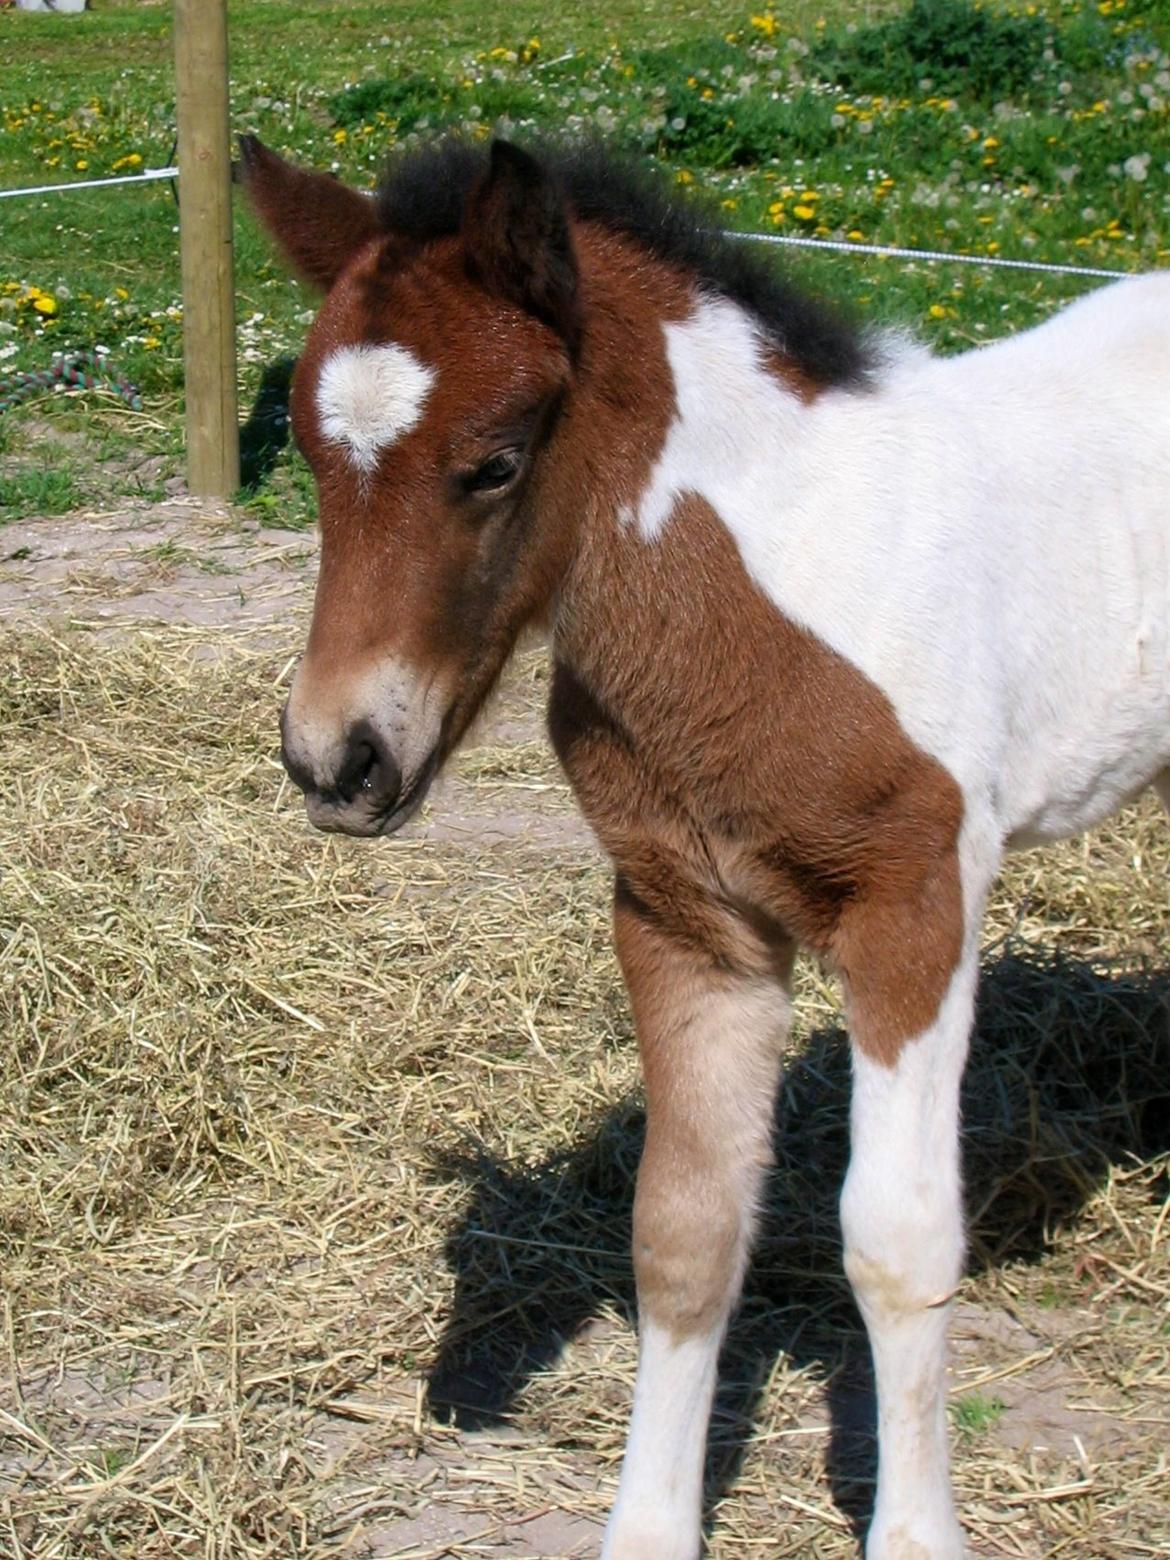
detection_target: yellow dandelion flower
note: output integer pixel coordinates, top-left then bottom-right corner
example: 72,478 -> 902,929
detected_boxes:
793,204 -> 816,220
33,294 -> 58,317
929,304 -> 947,319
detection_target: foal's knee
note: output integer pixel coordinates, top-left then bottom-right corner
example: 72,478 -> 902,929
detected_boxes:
633,1173 -> 747,1336
840,1170 -> 964,1321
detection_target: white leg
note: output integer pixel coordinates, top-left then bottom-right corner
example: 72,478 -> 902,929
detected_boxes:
603,894 -> 792,1560
602,1320 -> 722,1556
841,948 -> 980,1560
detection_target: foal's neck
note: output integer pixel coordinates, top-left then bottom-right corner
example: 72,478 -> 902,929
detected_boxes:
548,229 -> 805,692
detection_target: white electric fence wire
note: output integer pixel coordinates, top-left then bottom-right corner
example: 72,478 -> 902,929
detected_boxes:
0,166 -> 179,200
737,228 -> 1131,281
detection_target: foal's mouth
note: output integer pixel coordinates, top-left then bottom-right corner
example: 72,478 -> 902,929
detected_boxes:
372,746 -> 443,836
306,745 -> 443,838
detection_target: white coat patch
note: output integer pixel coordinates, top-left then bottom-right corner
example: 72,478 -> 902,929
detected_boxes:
316,343 -> 435,472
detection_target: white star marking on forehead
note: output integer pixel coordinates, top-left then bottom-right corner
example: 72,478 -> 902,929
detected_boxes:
316,343 -> 436,473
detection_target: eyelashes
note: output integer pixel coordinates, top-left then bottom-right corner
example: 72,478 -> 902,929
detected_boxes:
462,446 -> 526,495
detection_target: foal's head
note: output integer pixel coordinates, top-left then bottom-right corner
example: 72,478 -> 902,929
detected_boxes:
242,137 -> 582,835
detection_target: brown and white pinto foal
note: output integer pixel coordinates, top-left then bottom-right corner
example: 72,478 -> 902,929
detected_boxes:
241,134 -> 1170,1558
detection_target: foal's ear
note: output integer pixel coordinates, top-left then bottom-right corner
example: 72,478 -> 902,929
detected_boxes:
463,141 -> 580,351
237,135 -> 382,292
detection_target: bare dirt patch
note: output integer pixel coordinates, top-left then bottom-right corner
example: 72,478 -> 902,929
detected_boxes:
0,498 -> 313,636
1,503 -> 1167,1558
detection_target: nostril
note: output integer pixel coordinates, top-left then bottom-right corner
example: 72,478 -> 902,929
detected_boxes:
335,739 -> 373,803
358,746 -> 377,792
336,724 -> 402,811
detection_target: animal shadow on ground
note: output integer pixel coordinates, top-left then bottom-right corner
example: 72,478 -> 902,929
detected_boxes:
426,947 -> 1170,1539
238,356 -> 296,492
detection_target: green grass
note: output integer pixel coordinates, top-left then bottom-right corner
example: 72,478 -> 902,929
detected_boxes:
952,1391 -> 1008,1438
0,0 -> 1167,524
0,465 -> 80,519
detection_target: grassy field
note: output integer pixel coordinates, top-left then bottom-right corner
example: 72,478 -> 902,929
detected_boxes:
1,0 -> 1168,520
1,1 -> 1169,1557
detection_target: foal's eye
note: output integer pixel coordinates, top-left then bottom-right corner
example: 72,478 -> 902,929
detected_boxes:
465,447 -> 525,495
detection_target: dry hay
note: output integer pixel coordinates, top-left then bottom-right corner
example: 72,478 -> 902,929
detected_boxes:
0,618 -> 1167,1559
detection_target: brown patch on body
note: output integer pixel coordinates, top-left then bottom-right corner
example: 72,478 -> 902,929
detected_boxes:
542,257 -> 966,1063
495,222 -> 968,1067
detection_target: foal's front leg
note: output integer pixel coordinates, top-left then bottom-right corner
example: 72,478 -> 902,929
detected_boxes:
602,891 -> 793,1560
839,900 -> 986,1560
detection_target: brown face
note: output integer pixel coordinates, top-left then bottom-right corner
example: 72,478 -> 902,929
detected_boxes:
282,242 -> 573,835
241,138 -> 581,836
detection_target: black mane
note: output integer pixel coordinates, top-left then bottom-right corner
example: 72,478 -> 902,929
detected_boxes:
375,137 -> 870,391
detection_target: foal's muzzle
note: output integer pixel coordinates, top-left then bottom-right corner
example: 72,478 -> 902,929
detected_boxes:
280,712 -> 406,836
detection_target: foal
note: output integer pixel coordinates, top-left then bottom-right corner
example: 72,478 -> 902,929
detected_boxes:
241,134 -> 1170,1558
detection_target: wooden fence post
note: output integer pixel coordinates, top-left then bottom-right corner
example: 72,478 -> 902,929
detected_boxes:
174,0 -> 239,500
